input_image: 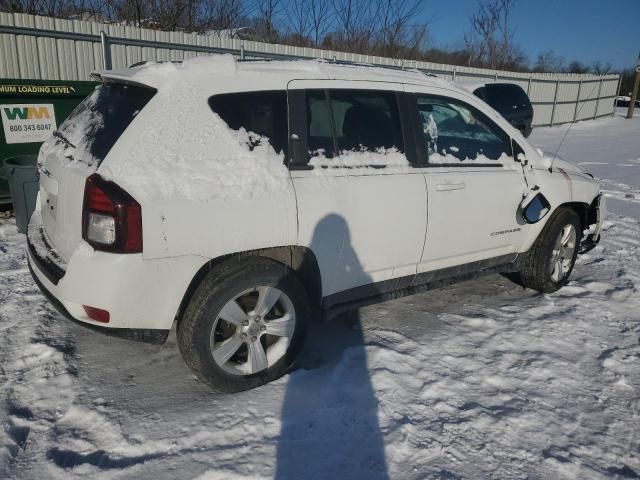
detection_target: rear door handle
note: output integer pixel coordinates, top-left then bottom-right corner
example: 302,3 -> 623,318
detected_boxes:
435,182 -> 466,191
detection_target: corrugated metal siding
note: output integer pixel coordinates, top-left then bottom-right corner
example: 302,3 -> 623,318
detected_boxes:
0,12 -> 621,127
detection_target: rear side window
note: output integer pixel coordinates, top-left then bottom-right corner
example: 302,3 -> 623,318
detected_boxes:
208,91 -> 288,156
305,89 -> 403,160
483,84 -> 531,114
417,96 -> 511,163
331,90 -> 403,153
57,83 -> 156,164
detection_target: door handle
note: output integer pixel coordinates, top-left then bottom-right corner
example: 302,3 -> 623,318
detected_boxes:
435,182 -> 466,191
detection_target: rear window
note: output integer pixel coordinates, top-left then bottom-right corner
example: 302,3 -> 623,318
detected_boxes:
208,91 -> 288,156
482,84 -> 531,114
56,83 -> 156,164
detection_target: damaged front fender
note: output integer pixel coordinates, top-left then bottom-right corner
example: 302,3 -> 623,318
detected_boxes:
579,194 -> 606,254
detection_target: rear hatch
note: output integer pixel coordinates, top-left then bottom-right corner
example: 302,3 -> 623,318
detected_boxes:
36,82 -> 155,264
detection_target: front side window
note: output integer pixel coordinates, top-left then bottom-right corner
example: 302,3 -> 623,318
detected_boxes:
208,91 -> 288,156
417,96 -> 510,163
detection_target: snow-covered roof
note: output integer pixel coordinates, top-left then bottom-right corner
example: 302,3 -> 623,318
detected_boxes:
93,54 -> 453,93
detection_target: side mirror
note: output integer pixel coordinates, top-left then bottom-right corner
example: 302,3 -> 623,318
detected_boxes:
517,152 -> 528,166
513,141 -> 527,166
521,191 -> 551,224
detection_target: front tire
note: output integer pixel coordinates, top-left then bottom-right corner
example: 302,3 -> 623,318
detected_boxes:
177,257 -> 310,392
520,208 -> 581,293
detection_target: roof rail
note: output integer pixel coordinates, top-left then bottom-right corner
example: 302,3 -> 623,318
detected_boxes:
322,57 -> 436,75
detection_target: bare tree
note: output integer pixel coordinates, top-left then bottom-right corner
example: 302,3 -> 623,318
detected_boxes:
253,0 -> 280,42
324,0 -> 380,54
590,60 -> 612,76
283,0 -> 311,45
375,0 -> 428,58
465,0 -> 524,70
283,0 -> 331,47
533,50 -> 565,73
567,60 -> 590,74
1,0 -> 105,18
308,0 -> 332,46
200,0 -> 249,32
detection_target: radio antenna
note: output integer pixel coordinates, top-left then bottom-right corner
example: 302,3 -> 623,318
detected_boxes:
548,79 -> 603,173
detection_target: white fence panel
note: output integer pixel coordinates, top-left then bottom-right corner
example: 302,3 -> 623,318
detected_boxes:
0,12 -> 621,127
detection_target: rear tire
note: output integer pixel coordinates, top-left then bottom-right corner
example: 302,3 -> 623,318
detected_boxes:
177,257 -> 310,392
520,208 -> 581,293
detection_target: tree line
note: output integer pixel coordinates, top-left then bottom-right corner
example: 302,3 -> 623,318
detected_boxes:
0,0 -> 629,80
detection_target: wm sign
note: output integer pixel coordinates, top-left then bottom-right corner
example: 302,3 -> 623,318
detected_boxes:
3,106 -> 52,120
1,103 -> 57,144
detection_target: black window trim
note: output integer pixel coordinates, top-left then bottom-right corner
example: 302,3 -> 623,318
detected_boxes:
411,92 -> 516,169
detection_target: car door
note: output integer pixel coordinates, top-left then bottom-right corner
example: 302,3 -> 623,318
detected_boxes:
407,87 -> 529,273
287,80 -> 428,301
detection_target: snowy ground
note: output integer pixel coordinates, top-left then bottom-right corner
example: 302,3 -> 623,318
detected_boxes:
1,109 -> 639,480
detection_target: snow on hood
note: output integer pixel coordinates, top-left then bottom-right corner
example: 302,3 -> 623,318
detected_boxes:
538,149 -> 589,175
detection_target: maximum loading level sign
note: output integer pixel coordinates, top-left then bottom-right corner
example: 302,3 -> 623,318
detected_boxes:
0,84 -> 76,95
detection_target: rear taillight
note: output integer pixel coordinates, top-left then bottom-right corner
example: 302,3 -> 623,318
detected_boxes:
82,174 -> 142,253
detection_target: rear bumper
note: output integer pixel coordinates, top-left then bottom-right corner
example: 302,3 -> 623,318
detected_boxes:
28,259 -> 169,345
27,225 -> 65,285
27,226 -> 207,338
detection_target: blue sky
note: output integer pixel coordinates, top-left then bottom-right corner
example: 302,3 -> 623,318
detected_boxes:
425,0 -> 639,70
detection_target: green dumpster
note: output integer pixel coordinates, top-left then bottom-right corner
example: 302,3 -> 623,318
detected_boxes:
0,79 -> 98,206
0,155 -> 38,233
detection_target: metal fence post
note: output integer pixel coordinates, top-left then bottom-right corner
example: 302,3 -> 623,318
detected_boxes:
527,76 -> 532,96
240,44 -> 245,60
573,80 -> 582,122
550,79 -> 560,126
452,67 -> 457,82
613,75 -> 622,116
100,31 -> 112,70
593,78 -> 603,119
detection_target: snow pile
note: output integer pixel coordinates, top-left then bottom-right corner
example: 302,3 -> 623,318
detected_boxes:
100,98 -> 293,203
309,147 -> 410,170
429,151 -> 510,165
118,55 -> 239,89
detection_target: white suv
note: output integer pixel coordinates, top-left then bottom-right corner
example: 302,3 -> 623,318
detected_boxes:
28,56 -> 604,392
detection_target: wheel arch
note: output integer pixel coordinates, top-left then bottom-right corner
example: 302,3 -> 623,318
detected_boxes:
175,246 -> 323,326
558,200 -> 596,233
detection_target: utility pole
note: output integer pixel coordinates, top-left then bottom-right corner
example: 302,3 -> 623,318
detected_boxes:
627,51 -> 640,119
